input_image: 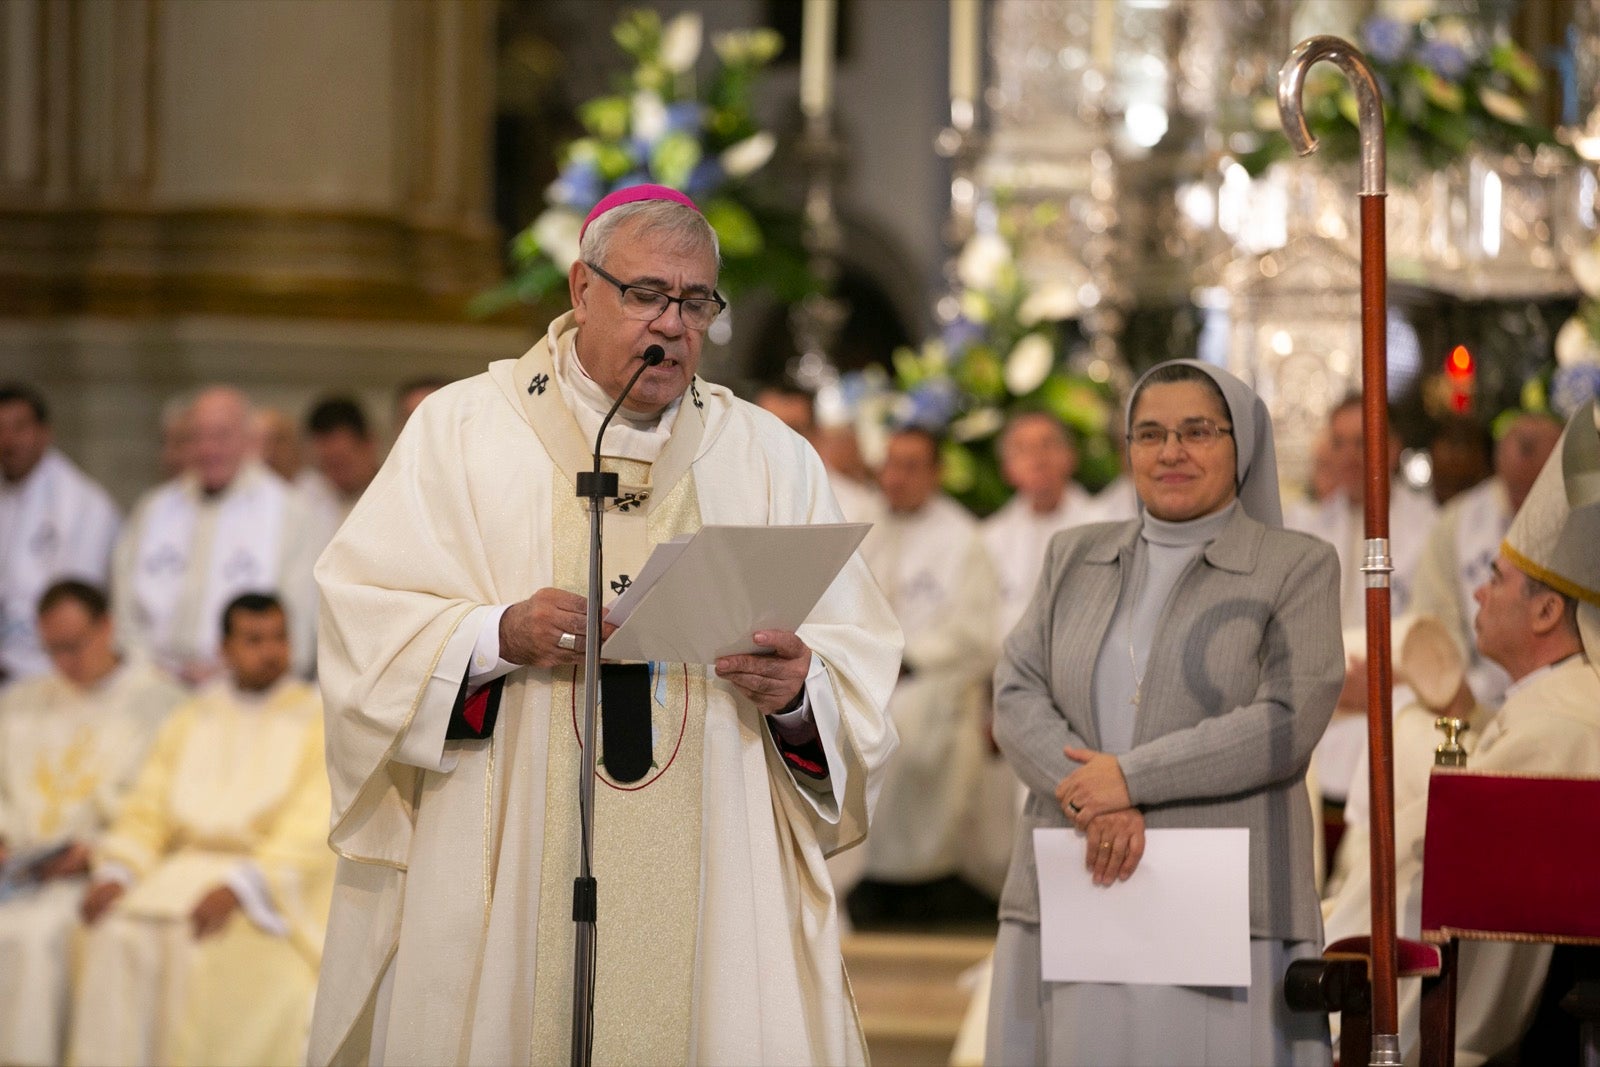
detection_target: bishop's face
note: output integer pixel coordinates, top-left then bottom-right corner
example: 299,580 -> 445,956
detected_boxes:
569,219 -> 720,415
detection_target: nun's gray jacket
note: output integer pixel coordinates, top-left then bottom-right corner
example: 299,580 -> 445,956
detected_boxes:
993,503 -> 1343,942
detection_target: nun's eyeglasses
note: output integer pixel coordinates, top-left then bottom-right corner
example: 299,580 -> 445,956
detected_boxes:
1127,418 -> 1233,451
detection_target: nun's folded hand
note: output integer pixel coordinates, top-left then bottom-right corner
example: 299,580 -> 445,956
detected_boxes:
1084,808 -> 1145,885
1057,746 -> 1132,830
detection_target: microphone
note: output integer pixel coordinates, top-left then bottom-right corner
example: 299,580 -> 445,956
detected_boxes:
578,344 -> 667,501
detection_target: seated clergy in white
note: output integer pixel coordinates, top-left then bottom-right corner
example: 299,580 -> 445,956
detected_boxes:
1323,400 -> 1600,1066
68,592 -> 333,1067
112,385 -> 324,685
0,382 -> 121,683
853,426 -> 999,915
1285,393 -> 1438,806
307,186 -> 900,1066
0,581 -> 181,1067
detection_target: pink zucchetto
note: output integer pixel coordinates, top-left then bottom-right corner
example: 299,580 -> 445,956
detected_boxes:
579,184 -> 701,240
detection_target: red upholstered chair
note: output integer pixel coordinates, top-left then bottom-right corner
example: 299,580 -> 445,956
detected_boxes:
1286,770 -> 1600,1066
1414,770 -> 1600,1067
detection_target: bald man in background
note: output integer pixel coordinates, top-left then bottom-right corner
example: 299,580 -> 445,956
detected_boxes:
112,386 -> 324,684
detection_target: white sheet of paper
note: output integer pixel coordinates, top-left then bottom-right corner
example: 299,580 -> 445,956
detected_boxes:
1034,827 -> 1251,987
600,523 -> 870,664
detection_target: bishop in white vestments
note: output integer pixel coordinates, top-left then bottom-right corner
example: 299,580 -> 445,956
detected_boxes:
0,581 -> 181,1067
1408,411 -> 1562,708
0,384 -> 121,681
112,386 -> 325,684
307,188 -> 901,1066
1324,403 -> 1600,1064
68,592 -> 333,1067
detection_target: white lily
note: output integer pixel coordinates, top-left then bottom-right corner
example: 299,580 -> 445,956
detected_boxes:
1479,87 -> 1527,124
1383,0 -> 1436,22
1252,96 -> 1282,132
1555,316 -> 1600,368
1432,17 -> 1474,51
1018,281 -> 1081,326
1573,246 -> 1600,299
957,232 -> 1011,291
659,14 -> 703,74
720,132 -> 775,178
1004,333 -> 1055,395
951,407 -> 1005,442
534,209 -> 583,270
632,91 -> 668,145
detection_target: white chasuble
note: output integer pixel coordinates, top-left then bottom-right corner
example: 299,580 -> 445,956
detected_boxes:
309,312 -> 903,1067
113,463 -> 323,679
0,448 -> 121,680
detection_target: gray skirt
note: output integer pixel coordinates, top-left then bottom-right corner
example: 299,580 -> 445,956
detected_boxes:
985,920 -> 1331,1067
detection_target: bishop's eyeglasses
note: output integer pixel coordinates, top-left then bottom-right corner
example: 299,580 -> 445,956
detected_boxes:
1127,418 -> 1233,451
584,261 -> 727,330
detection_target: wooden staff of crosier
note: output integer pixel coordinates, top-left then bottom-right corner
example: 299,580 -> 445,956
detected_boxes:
1278,37 -> 1402,1067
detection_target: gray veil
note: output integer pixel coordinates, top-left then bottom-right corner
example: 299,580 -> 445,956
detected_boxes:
1125,359 -> 1283,528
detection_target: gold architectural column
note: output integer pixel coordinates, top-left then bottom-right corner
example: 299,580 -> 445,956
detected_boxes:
0,0 -> 526,502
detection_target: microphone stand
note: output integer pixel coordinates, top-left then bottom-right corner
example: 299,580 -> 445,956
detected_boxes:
570,344 -> 663,1067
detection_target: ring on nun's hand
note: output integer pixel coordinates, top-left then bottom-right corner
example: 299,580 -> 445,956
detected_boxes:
1100,842 -> 1112,850
1067,801 -> 1082,815
558,632 -> 578,651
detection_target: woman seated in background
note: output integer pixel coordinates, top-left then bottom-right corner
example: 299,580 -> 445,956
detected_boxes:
986,359 -> 1344,1066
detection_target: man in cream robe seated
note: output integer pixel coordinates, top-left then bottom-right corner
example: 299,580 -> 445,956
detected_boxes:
307,186 -> 901,1067
1408,410 -> 1562,709
1322,402 -> 1600,1065
850,426 -> 999,919
0,580 -> 181,1067
68,591 -> 333,1067
0,382 -> 121,682
112,385 -> 324,685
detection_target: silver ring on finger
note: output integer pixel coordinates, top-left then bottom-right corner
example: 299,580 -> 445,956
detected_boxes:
558,632 -> 578,652
1067,801 -> 1082,815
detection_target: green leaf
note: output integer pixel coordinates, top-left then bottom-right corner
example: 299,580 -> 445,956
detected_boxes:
650,132 -> 701,189
578,96 -> 630,140
702,197 -> 762,258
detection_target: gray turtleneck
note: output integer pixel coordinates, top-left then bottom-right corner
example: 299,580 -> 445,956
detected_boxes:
1091,500 -> 1238,754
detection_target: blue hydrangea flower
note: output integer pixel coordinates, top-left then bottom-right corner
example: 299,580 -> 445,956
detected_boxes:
1416,40 -> 1470,81
1551,364 -> 1600,418
941,316 -> 985,352
1360,17 -> 1409,65
685,158 -> 724,198
904,379 -> 961,430
664,102 -> 703,136
548,160 -> 602,209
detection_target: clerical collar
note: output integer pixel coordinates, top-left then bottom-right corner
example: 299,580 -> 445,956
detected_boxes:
555,330 -> 681,462
1504,653 -> 1581,701
1141,499 -> 1236,547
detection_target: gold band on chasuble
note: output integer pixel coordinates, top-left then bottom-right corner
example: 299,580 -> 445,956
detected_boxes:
529,455 -> 707,1065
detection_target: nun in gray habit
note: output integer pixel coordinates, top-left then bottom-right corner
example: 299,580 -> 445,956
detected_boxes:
986,360 -> 1344,1066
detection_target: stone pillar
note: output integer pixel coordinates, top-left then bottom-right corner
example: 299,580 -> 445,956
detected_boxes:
0,0 -> 527,504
